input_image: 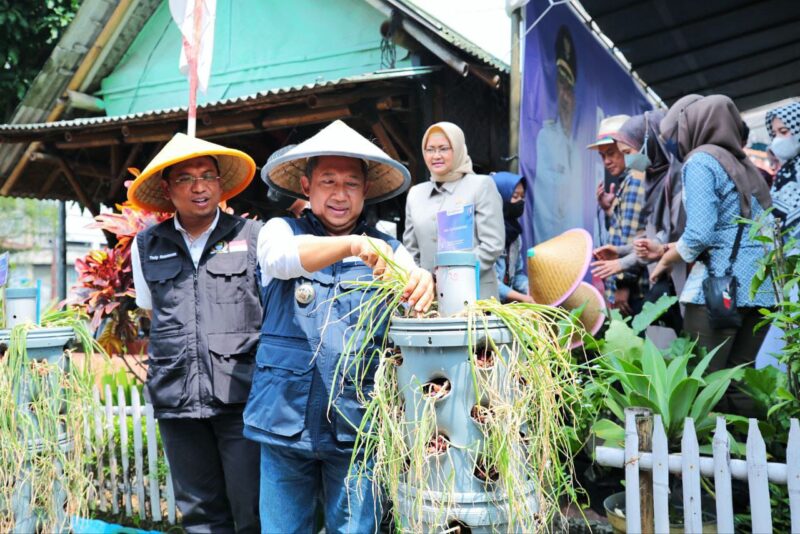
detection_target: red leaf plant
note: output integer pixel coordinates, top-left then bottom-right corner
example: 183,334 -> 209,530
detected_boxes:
68,201 -> 170,356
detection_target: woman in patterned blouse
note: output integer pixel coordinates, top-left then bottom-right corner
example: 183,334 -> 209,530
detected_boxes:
650,94 -> 775,416
767,102 -> 800,234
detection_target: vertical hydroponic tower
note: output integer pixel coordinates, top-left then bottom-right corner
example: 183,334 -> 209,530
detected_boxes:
389,315 -> 539,533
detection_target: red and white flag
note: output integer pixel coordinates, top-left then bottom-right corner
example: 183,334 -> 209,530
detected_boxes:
169,0 -> 216,136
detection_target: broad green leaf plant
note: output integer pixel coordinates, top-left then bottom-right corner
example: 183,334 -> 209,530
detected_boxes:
591,295 -> 743,447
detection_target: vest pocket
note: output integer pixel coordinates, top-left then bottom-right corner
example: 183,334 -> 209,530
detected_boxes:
208,332 -> 257,404
339,262 -> 381,317
206,252 -> 248,304
332,383 -> 371,443
244,338 -> 313,438
145,332 -> 189,409
142,258 -> 182,311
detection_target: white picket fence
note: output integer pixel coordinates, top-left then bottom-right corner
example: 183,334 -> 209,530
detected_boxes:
87,385 -> 177,525
596,409 -> 800,533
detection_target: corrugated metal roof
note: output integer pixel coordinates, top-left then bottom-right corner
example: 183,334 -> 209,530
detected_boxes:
0,67 -> 438,135
382,0 -> 509,73
0,0 -> 506,182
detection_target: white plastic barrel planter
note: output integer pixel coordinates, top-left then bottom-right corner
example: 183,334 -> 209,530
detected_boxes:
388,317 -> 539,533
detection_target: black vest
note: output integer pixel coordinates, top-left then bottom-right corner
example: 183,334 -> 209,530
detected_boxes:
137,212 -> 263,418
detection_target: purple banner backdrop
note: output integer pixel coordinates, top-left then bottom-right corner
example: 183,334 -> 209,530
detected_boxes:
519,0 -> 651,248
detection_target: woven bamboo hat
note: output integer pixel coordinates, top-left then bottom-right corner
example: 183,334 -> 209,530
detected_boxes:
128,133 -> 256,212
561,282 -> 606,348
262,120 -> 411,205
526,228 -> 592,306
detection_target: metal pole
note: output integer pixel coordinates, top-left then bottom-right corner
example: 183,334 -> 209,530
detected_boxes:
509,8 -> 522,173
55,201 -> 67,301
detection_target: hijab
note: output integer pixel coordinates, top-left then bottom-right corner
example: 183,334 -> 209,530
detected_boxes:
766,102 -> 800,228
617,111 -> 685,239
660,94 -> 772,219
490,171 -> 525,249
766,102 -> 800,190
422,122 -> 475,183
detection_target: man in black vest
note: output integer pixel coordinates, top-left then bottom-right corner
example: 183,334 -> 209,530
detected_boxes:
129,133 -> 261,533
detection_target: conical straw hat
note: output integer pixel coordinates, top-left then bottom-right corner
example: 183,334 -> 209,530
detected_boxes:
128,133 -> 256,212
527,228 -> 592,306
561,281 -> 606,348
262,120 -> 411,205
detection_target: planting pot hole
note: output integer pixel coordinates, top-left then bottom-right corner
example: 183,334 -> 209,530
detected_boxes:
473,456 -> 499,483
422,376 -> 451,399
470,404 -> 495,425
426,433 -> 450,456
444,519 -> 473,534
474,346 -> 495,369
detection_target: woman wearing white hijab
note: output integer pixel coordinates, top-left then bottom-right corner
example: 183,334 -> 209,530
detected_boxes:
403,122 -> 505,299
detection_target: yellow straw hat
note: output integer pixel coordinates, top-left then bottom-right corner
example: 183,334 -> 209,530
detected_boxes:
262,120 -> 411,205
128,133 -> 256,212
561,282 -> 606,348
527,228 -> 592,306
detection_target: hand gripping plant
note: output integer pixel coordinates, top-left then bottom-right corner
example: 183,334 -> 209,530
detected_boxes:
335,240 -> 595,533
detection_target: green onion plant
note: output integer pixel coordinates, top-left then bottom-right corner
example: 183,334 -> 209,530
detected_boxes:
328,240 -> 589,533
0,307 -> 104,532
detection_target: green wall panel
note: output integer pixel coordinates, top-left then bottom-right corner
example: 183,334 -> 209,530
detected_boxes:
99,0 -> 410,115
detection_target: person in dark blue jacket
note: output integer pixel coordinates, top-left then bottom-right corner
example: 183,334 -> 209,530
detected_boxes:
491,172 -> 533,303
243,120 -> 434,533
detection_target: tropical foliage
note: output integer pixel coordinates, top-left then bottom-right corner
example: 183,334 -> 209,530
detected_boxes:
69,202 -> 169,355
590,295 -> 743,447
747,213 -> 800,398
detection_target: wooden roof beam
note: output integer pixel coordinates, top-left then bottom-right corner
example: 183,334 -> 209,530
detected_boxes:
370,121 -> 401,161
108,143 -> 142,200
30,152 -> 102,222
261,106 -> 352,130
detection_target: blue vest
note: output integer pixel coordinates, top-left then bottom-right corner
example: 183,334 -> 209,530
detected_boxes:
243,213 -> 400,451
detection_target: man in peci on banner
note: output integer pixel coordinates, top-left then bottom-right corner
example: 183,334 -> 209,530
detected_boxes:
129,133 -> 262,533
243,120 -> 434,533
533,24 -> 585,243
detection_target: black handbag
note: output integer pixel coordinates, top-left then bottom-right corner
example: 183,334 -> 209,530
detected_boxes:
701,224 -> 744,330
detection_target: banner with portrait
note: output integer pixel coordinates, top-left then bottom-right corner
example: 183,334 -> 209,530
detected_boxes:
519,0 -> 651,247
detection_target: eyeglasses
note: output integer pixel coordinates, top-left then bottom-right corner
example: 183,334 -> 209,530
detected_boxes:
170,172 -> 220,187
424,146 -> 452,156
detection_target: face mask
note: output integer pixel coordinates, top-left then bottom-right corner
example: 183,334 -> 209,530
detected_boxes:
770,135 -> 800,162
624,152 -> 651,173
505,200 -> 525,219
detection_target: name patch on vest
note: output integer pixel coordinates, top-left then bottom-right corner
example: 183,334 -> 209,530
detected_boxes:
229,239 -> 247,253
149,252 -> 178,261
210,239 -> 247,254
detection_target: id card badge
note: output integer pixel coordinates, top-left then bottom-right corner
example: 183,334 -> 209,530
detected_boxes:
437,204 -> 475,252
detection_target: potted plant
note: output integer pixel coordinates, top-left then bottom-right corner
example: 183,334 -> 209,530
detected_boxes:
0,306 -> 104,532
337,248 -> 588,532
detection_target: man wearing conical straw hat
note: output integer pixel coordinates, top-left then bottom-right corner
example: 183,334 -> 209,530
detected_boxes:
128,133 -> 262,533
243,120 -> 434,533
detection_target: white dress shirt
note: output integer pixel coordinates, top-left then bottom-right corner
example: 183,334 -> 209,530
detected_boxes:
257,217 -> 416,287
131,210 -> 220,310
